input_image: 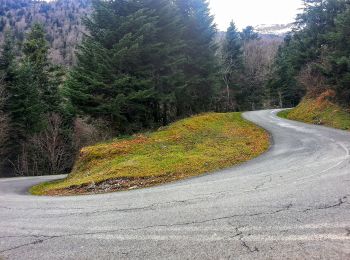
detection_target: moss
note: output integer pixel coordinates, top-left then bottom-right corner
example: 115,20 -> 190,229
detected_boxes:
30,112 -> 270,195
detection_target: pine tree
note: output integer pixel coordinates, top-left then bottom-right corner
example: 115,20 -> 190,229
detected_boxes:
241,26 -> 259,42
3,24 -> 65,174
266,38 -> 304,108
325,7 -> 350,104
23,23 -> 61,113
175,0 -> 219,114
143,0 -> 186,125
7,61 -> 43,140
23,24 -> 49,70
65,0 -> 186,132
0,30 -> 15,75
65,0 -> 157,132
224,22 -> 243,71
0,31 -> 14,170
266,0 -> 349,107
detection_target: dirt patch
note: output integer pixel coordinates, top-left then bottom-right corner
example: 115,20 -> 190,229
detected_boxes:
45,175 -> 180,196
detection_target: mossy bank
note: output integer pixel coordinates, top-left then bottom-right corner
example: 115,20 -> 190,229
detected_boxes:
278,97 -> 350,131
31,113 -> 269,196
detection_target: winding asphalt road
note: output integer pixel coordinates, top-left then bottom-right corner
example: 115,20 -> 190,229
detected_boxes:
1,110 -> 350,259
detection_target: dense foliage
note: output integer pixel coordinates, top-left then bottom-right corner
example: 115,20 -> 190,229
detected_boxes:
6,0 -> 348,178
0,24 -> 73,176
65,0 -> 219,134
0,0 -> 223,177
267,0 -> 350,108
220,22 -> 281,111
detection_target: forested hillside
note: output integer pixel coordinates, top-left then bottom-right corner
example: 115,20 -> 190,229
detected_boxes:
0,0 -> 90,65
0,0 -> 287,178
0,0 -> 223,177
267,0 -> 350,109
4,0 -> 346,178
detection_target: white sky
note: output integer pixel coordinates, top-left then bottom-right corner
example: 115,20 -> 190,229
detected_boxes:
209,0 -> 304,30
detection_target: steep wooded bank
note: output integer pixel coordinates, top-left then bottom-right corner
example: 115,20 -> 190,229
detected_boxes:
273,0 -> 350,129
267,0 -> 350,111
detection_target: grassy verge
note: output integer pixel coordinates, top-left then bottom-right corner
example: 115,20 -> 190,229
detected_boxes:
30,112 -> 269,196
277,109 -> 291,119
278,98 -> 350,130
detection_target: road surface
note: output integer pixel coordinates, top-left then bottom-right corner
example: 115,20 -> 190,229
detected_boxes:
1,110 -> 350,259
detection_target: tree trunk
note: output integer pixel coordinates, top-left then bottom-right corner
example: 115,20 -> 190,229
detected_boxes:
226,83 -> 231,111
278,90 -> 283,108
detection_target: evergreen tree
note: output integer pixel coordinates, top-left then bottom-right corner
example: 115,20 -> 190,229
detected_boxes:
0,30 -> 14,170
23,24 -> 49,69
175,0 -> 219,114
4,24 -> 65,174
7,61 -> 43,140
23,23 -> 61,113
0,30 -> 15,75
266,37 -> 304,108
140,0 -> 186,125
325,7 -> 350,104
65,0 -> 187,132
266,0 -> 350,107
240,26 -> 259,42
6,24 -> 62,142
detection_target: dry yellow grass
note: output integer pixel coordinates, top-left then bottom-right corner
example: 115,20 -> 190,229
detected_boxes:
30,112 -> 269,195
279,98 -> 350,131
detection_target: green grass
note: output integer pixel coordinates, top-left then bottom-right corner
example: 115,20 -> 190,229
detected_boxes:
30,112 -> 270,195
278,98 -> 350,130
277,109 -> 291,119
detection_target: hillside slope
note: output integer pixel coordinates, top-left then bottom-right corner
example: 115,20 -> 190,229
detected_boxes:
31,113 -> 269,195
279,97 -> 350,131
0,0 -> 91,65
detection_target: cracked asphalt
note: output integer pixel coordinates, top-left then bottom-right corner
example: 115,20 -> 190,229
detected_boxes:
1,109 -> 350,259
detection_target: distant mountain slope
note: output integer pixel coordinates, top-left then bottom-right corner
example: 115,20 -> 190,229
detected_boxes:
255,23 -> 294,36
0,0 -> 91,66
0,1 -> 289,66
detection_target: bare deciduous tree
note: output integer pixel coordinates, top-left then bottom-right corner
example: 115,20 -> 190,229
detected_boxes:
218,44 -> 242,112
243,38 -> 282,109
31,113 -> 72,175
11,113 -> 73,176
72,117 -> 114,152
297,63 -> 329,98
9,143 -> 37,176
219,53 -> 235,111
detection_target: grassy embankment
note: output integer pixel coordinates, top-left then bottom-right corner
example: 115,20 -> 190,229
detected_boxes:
278,98 -> 350,130
30,112 -> 269,196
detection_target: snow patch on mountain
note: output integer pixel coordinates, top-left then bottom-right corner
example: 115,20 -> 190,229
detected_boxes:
255,23 -> 294,36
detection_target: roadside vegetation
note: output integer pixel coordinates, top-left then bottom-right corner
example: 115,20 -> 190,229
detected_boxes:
278,97 -> 350,131
30,113 -> 269,195
2,0 -> 350,186
0,0 -> 280,178
271,0 -> 350,126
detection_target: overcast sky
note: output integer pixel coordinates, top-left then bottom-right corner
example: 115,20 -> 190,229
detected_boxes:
209,0 -> 304,31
